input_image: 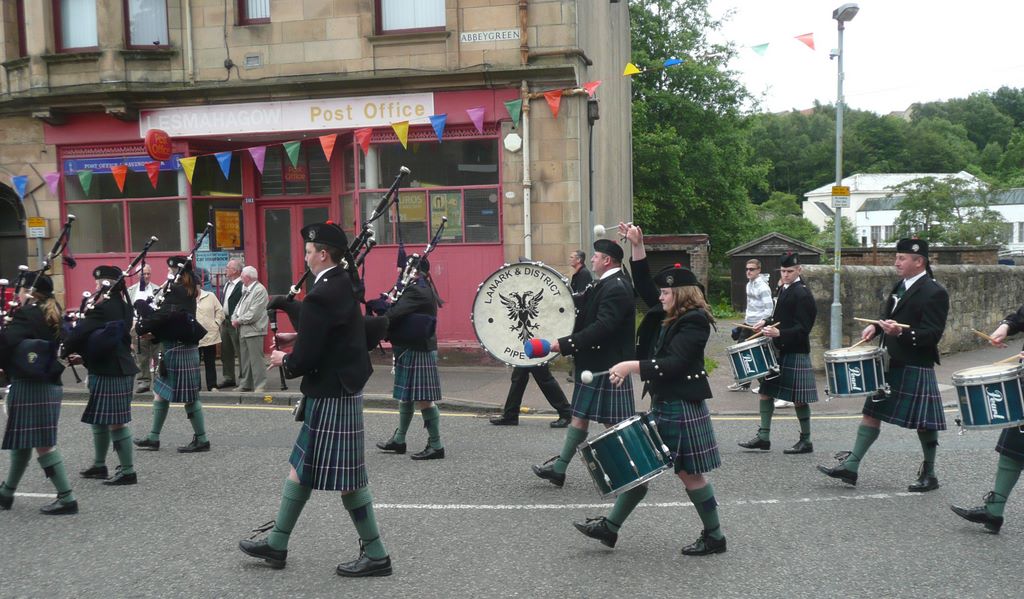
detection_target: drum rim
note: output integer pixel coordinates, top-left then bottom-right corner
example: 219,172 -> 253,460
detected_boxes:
726,336 -> 772,352
580,413 -> 646,445
823,346 -> 885,361
594,464 -> 671,499
951,363 -> 1024,385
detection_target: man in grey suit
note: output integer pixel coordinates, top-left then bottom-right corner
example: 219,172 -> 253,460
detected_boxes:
218,259 -> 243,389
232,265 -> 269,392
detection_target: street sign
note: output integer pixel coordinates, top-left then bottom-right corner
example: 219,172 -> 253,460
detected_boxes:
832,196 -> 850,208
832,185 -> 850,196
26,217 -> 47,238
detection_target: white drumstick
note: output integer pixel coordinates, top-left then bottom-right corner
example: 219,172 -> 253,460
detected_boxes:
580,369 -> 610,384
593,223 -> 632,238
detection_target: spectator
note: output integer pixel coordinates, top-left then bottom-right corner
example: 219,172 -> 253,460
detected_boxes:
217,259 -> 243,389
127,263 -> 157,394
232,265 -> 269,393
728,259 -> 774,393
195,273 -> 226,391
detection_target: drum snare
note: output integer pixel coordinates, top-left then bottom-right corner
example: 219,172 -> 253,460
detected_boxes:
726,336 -> 779,384
951,363 -> 1024,430
577,413 -> 672,498
824,346 -> 888,400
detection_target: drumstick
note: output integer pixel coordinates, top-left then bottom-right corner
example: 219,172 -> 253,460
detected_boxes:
972,328 -> 1008,348
854,317 -> 911,329
995,353 -> 1024,365
746,330 -> 765,341
847,337 -> 870,349
733,323 -> 757,330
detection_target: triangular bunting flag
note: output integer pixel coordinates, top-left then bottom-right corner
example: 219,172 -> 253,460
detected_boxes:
319,134 -> 337,162
795,33 -> 815,50
429,114 -> 447,142
544,90 -> 563,119
179,156 -> 197,184
248,146 -> 267,174
145,162 -> 160,189
582,81 -> 602,97
751,43 -> 769,56
214,151 -> 233,180
111,164 -> 128,192
391,121 -> 410,149
623,62 -> 642,76
663,58 -> 684,68
12,175 -> 27,200
283,141 -> 301,167
44,172 -> 60,195
354,128 -> 373,156
466,107 -> 486,134
503,99 -> 523,128
77,170 -> 93,195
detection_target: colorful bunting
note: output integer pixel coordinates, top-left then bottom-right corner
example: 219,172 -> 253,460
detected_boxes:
466,107 -> 486,134
623,62 -> 642,76
179,156 -> 197,184
215,151 -> 233,179
391,121 -> 410,149
44,172 -> 60,195
111,164 -> 128,192
751,43 -> 769,56
248,146 -> 267,174
145,161 -> 161,189
12,175 -> 27,200
354,127 -> 373,156
503,99 -> 523,128
319,134 -> 337,162
283,141 -> 301,167
795,33 -> 815,50
582,81 -> 602,97
429,114 -> 447,142
663,58 -> 684,68
543,90 -> 563,119
77,170 -> 93,195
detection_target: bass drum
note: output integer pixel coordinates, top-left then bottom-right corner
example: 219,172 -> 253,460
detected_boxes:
471,262 -> 575,367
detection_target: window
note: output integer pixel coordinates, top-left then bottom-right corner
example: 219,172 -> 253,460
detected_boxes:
15,0 -> 26,57
377,0 -> 445,33
128,200 -> 186,251
259,142 -> 330,197
190,154 -> 243,197
55,0 -> 98,51
125,0 -> 169,47
67,202 -> 125,254
238,0 -> 270,25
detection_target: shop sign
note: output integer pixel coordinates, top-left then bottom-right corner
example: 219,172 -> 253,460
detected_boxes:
284,165 -> 308,183
62,154 -> 182,176
144,129 -> 173,161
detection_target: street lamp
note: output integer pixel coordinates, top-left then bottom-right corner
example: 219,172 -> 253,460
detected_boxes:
829,2 -> 858,350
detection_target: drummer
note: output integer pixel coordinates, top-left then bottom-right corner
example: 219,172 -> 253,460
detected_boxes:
571,224 -> 725,556
950,310 -> 1024,533
820,238 -> 949,492
738,252 -> 818,455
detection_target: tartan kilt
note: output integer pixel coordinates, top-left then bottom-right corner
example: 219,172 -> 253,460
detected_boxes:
862,365 -> 946,430
82,374 -> 133,425
2,379 -> 62,450
571,377 -> 635,425
759,353 -> 819,404
153,341 -> 201,404
392,348 -> 442,403
996,427 -> 1024,462
652,399 -> 720,474
289,393 -> 367,491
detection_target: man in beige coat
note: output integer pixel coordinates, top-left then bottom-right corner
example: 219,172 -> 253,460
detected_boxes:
196,286 -> 225,391
232,266 -> 269,392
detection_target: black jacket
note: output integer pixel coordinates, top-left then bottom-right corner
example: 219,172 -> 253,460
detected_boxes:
65,294 -> 138,376
874,275 -> 949,367
1003,305 -> 1024,348
768,279 -> 816,355
571,268 -> 594,294
631,258 -> 712,403
282,267 -> 372,396
386,280 -> 438,352
557,268 -> 635,371
0,304 -> 63,384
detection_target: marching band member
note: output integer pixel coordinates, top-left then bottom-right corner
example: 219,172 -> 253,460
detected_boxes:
738,252 -> 819,454
572,224 -> 726,556
66,266 -> 140,485
531,238 -> 636,487
820,238 -> 949,491
242,222 -> 392,576
376,258 -> 447,460
0,273 -> 78,514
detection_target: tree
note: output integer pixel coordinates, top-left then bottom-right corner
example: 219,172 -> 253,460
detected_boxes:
903,118 -> 978,172
744,191 -> 822,246
815,217 -> 858,249
890,176 -> 1004,245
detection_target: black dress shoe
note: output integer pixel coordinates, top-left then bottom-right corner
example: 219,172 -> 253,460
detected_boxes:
550,416 -> 571,428
79,465 -> 109,479
951,500 -> 1004,533
489,415 -> 519,426
134,385 -> 150,394
738,436 -> 770,451
410,446 -> 445,460
177,436 -> 211,453
573,517 -> 618,548
239,538 -> 287,569
133,438 -> 160,451
376,438 -> 407,454
103,468 -> 137,486
532,458 -> 566,487
40,499 -> 78,515
0,492 -> 12,510
818,464 -> 858,485
336,553 -> 393,577
783,439 -> 814,454
908,474 -> 939,492
681,529 -> 727,556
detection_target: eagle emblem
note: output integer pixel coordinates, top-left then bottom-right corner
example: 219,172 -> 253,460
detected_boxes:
499,290 -> 545,342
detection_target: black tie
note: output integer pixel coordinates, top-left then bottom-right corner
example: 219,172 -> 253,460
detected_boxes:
896,281 -> 907,299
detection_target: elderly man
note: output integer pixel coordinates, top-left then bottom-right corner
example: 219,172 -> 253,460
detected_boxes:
232,266 -> 269,393
218,259 -> 244,389
128,263 -> 157,394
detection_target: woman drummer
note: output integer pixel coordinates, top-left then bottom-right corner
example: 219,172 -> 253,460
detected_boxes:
0,272 -> 78,514
571,224 -> 725,556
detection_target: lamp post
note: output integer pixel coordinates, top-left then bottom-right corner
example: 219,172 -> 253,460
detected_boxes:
829,2 -> 859,350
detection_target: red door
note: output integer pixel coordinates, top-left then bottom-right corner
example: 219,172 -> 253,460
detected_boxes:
257,202 -> 330,334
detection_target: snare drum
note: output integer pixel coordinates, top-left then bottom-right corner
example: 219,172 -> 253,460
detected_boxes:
824,346 -> 887,399
951,363 -> 1024,430
726,336 -> 779,383
577,413 -> 672,498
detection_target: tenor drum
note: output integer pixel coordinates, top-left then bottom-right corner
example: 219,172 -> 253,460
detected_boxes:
471,262 -> 575,367
951,363 -> 1024,430
726,336 -> 779,383
824,346 -> 887,399
577,413 -> 672,498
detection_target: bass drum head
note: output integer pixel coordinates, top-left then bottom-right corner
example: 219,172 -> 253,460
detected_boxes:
472,262 -> 575,366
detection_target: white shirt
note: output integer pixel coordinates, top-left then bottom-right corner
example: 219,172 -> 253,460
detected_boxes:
314,265 -> 338,285
599,267 -> 622,280
222,277 -> 240,301
892,270 -> 927,309
744,274 -> 774,325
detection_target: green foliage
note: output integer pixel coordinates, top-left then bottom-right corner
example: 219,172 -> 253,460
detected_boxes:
709,299 -> 741,320
814,217 -> 858,250
890,176 -> 1007,245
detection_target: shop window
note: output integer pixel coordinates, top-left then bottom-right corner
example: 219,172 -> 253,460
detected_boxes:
190,154 -> 242,197
55,0 -> 98,51
259,142 -> 330,197
125,0 -> 169,47
67,202 -> 125,253
192,198 -> 243,248
238,0 -> 269,25
339,193 -> 356,237
463,188 -> 500,243
364,139 -> 498,188
429,191 -> 463,243
377,0 -> 444,33
129,200 -> 186,252
360,187 -> 500,247
63,167 -> 181,201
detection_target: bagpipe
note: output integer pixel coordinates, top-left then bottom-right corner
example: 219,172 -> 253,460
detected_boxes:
136,224 -> 211,345
2,215 -> 75,330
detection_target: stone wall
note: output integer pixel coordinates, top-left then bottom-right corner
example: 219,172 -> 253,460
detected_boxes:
800,264 -> 1024,368
830,245 -> 999,267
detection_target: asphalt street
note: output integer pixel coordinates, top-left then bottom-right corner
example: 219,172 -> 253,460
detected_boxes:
1,400 -> 1020,599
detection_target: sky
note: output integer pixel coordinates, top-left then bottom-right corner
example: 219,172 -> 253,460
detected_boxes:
706,0 -> 1024,115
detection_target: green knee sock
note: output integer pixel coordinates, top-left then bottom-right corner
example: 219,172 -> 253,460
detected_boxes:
38,450 -> 75,504
758,399 -> 775,441
987,454 -> 1024,518
554,426 -> 588,475
267,479 -> 312,551
917,430 -> 938,475
393,402 -> 414,443
1,448 -> 33,495
185,401 -> 208,443
111,427 -> 135,475
687,483 -> 724,540
795,404 -> 811,441
421,405 -> 443,450
91,424 -> 111,467
342,486 -> 388,559
606,484 -> 648,532
148,400 -> 170,441
844,424 -> 881,473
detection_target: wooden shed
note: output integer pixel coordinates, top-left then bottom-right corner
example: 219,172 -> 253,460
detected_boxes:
726,233 -> 824,312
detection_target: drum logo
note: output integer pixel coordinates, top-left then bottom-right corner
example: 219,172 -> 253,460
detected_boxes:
848,366 -> 862,392
987,388 -> 1006,420
499,290 -> 544,342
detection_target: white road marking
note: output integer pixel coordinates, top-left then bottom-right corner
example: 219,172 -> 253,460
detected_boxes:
12,492 -> 54,498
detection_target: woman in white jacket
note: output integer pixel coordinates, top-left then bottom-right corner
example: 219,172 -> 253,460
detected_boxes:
196,287 -> 225,391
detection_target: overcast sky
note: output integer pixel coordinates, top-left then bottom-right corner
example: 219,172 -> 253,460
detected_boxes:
706,0 -> 1024,114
